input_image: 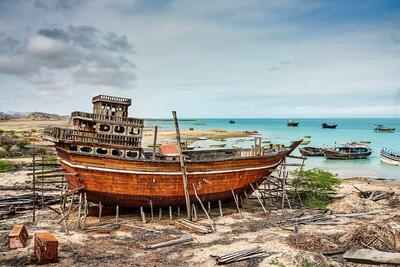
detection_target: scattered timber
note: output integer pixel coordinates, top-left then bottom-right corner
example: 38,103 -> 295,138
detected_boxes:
354,187 -> 394,201
344,248 -> 400,265
211,245 -> 268,264
175,218 -> 213,234
147,235 -> 193,249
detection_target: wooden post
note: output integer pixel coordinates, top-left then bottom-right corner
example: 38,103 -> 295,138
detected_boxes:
250,183 -> 268,214
41,155 -> 44,210
218,199 -> 223,217
152,126 -> 158,160
231,189 -> 241,215
140,206 -> 146,223
177,206 -> 181,217
169,206 -> 172,220
192,204 -> 197,221
192,184 -> 215,232
159,207 -> 162,220
99,201 -> 102,222
115,205 -> 119,223
77,193 -> 82,228
83,193 -> 87,230
150,200 -> 153,221
172,111 -> 191,220
32,154 -> 36,222
207,202 -> 211,214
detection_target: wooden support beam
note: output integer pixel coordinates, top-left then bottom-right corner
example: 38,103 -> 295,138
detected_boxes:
231,189 -> 241,215
140,206 -> 146,223
192,184 -> 215,232
115,205 -> 119,223
99,201 -> 102,222
169,206 -> 172,220
172,111 -> 191,220
218,200 -> 223,217
159,207 -> 162,220
152,126 -> 158,160
150,200 -> 153,221
192,204 -> 197,221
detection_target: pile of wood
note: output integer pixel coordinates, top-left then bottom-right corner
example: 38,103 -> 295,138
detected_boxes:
175,219 -> 213,234
147,235 -> 193,249
211,245 -> 268,264
0,193 -> 60,210
354,187 -> 394,201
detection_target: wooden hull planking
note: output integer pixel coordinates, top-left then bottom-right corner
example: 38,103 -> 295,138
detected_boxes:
57,148 -> 286,207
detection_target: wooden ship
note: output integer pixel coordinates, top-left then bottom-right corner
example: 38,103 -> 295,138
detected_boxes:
43,95 -> 301,209
299,147 -> 324,157
322,123 -> 337,129
287,120 -> 299,127
321,143 -> 372,160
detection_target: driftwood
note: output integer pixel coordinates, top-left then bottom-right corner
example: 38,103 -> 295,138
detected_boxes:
147,235 -> 193,249
354,187 -> 394,201
0,206 -> 16,219
344,248 -> 400,264
211,245 -> 268,264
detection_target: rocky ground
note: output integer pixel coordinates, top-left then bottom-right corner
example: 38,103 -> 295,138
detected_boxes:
0,173 -> 399,267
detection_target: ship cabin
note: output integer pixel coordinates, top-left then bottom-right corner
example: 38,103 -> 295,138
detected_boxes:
44,95 -> 145,160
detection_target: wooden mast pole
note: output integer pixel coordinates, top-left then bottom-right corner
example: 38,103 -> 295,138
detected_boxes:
172,111 -> 191,220
152,126 -> 158,160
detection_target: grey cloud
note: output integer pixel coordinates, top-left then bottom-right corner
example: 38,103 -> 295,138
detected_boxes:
38,28 -> 69,42
0,34 -> 20,53
34,0 -> 83,11
0,25 -> 136,90
102,32 -> 133,53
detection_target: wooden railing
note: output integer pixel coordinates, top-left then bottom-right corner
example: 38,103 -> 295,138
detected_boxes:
71,111 -> 144,126
92,95 -> 131,105
43,127 -> 141,147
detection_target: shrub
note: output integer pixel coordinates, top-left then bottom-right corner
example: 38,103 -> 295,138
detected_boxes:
0,160 -> 13,172
0,135 -> 17,151
16,139 -> 30,149
0,129 -> 4,134
292,168 -> 340,208
31,129 -> 37,133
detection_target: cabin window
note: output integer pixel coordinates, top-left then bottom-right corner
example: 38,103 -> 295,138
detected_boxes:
80,146 -> 92,153
99,124 -> 110,132
114,125 -> 125,134
112,149 -> 123,157
128,127 -> 141,135
96,148 -> 108,155
69,144 -> 78,151
126,151 -> 138,158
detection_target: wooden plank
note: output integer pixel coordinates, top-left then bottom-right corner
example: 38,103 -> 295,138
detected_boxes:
344,248 -> 400,265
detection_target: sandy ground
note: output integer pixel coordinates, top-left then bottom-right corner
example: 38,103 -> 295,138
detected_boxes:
1,172 -> 399,266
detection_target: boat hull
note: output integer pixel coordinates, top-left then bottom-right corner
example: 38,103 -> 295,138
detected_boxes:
380,153 -> 400,166
57,148 -> 287,207
322,149 -> 372,160
299,147 -> 323,157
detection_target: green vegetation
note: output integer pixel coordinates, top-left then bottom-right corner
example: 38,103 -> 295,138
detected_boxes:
302,260 -> 324,267
0,129 -> 4,134
0,160 -> 14,172
31,128 -> 37,133
292,168 -> 340,208
270,259 -> 286,267
16,139 -> 30,149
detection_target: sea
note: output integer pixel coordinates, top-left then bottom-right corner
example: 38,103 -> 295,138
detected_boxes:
145,118 -> 400,180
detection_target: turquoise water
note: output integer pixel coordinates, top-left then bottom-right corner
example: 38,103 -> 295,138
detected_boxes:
145,118 -> 400,179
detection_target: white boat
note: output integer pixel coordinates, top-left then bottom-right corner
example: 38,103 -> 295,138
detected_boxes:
381,148 -> 400,166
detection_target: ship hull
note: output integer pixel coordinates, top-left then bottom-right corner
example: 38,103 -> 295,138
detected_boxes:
57,148 -> 288,207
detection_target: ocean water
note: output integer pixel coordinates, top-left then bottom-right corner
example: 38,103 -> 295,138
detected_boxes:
145,118 -> 400,179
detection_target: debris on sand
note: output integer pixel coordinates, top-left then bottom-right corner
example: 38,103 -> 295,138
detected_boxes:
340,224 -> 399,252
288,233 -> 340,253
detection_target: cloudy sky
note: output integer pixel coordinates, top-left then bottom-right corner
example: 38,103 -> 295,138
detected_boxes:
0,0 -> 399,118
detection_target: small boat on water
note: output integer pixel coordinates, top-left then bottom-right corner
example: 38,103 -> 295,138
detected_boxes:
229,120 -> 236,124
380,148 -> 400,166
359,140 -> 371,144
287,120 -> 299,127
321,143 -> 372,160
210,144 -> 227,148
299,147 -> 323,157
374,124 -> 395,133
322,123 -> 337,129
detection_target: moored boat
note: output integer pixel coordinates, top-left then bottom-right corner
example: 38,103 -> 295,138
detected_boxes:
322,123 -> 337,129
229,120 -> 236,124
374,124 -> 395,133
380,148 -> 400,166
321,143 -> 372,160
299,147 -> 324,157
287,120 -> 299,127
43,95 -> 302,208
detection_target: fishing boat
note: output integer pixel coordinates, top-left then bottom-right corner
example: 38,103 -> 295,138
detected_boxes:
287,120 -> 299,127
299,147 -> 324,157
229,120 -> 236,124
374,124 -> 395,133
380,148 -> 400,166
43,95 -> 302,208
322,123 -> 337,129
321,143 -> 372,160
